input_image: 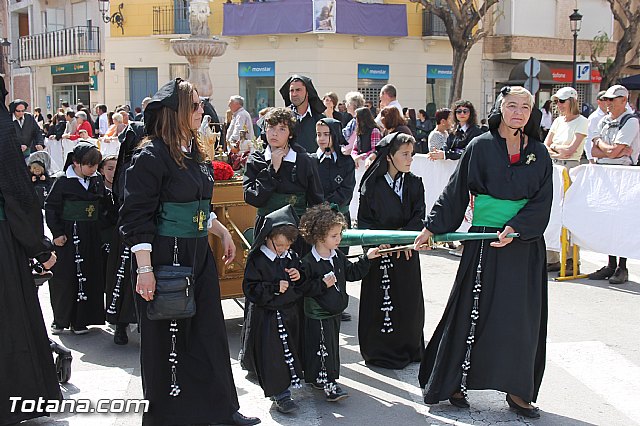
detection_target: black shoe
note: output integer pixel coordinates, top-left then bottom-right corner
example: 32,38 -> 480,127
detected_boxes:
588,265 -> 615,280
326,384 -> 349,402
340,312 -> 352,322
506,394 -> 540,419
448,394 -> 470,408
114,324 -> 129,345
609,267 -> 629,284
210,411 -> 261,425
274,397 -> 299,414
546,262 -> 561,272
50,322 -> 64,335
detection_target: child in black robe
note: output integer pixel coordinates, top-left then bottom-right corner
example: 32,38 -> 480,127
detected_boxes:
299,203 -> 381,401
357,132 -> 426,369
45,142 -> 107,334
242,205 -> 312,414
27,151 -> 53,209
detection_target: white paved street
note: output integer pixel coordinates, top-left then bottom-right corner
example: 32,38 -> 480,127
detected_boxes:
24,248 -> 640,426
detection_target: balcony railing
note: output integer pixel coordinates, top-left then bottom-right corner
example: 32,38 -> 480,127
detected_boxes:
19,26 -> 100,63
153,5 -> 190,35
422,10 -> 447,37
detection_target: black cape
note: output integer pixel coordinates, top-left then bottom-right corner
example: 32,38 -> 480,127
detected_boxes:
120,138 -> 240,425
240,205 -> 311,397
300,249 -> 370,387
418,130 -> 552,404
357,166 -> 426,369
279,75 -> 326,153
0,76 -> 62,425
45,169 -> 107,329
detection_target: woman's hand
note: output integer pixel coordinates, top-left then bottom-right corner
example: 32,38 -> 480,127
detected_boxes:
279,280 -> 289,293
414,228 -> 433,251
221,232 -> 236,265
53,235 -> 67,246
366,246 -> 382,259
42,252 -> 57,270
136,272 -> 156,301
490,225 -> 516,248
397,248 -> 413,260
364,153 -> 376,169
427,150 -> 445,161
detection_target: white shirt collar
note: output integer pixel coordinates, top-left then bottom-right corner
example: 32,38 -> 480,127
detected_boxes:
384,172 -> 404,201
260,244 -> 292,262
461,123 -> 469,132
292,104 -> 312,120
66,165 -> 98,189
316,148 -> 337,163
232,107 -> 246,117
264,145 -> 297,163
311,245 -> 337,266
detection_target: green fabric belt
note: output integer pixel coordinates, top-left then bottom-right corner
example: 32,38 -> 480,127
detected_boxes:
62,200 -> 100,221
0,196 -> 5,221
256,192 -> 307,217
156,199 -> 210,238
472,194 -> 527,228
304,297 -> 339,320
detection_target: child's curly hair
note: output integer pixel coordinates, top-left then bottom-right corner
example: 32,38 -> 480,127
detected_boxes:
299,203 -> 347,245
263,107 -> 297,137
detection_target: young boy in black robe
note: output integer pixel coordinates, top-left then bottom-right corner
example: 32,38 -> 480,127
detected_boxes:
242,205 -> 311,414
28,151 -> 54,209
45,142 -> 107,334
299,203 -> 382,401
357,132 -> 426,369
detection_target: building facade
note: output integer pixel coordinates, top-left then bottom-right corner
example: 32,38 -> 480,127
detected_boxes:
103,0 -> 483,119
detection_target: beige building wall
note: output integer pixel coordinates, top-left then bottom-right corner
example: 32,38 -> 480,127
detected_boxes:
104,33 -> 484,115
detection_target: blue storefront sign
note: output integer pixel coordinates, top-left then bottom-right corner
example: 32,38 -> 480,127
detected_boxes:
358,64 -> 389,80
238,62 -> 275,78
427,65 -> 453,79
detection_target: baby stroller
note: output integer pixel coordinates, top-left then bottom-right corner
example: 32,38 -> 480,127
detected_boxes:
33,260 -> 73,384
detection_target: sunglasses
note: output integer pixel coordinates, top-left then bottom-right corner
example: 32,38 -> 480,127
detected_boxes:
604,96 -> 623,102
554,99 -> 568,104
192,101 -> 204,111
455,108 -> 470,114
15,109 -> 26,113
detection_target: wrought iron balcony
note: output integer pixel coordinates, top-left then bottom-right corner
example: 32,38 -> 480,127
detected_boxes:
153,4 -> 190,35
19,26 -> 101,65
422,10 -> 447,37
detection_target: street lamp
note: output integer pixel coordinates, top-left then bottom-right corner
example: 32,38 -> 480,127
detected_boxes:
98,0 -> 125,34
569,8 -> 583,88
0,38 -> 11,75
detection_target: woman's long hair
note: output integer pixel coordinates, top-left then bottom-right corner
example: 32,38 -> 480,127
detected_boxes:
142,80 -> 206,168
380,107 -> 405,132
355,107 -> 379,135
452,99 -> 478,126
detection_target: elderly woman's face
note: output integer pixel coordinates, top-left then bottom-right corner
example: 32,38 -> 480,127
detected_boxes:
191,91 -> 203,130
501,95 -> 532,129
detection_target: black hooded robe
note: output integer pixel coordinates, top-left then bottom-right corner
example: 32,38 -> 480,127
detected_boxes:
104,122 -> 144,326
279,75 -> 326,153
357,171 -> 426,369
418,130 -> 552,404
300,250 -> 370,388
0,77 -> 62,426
120,138 -> 240,425
45,168 -> 107,329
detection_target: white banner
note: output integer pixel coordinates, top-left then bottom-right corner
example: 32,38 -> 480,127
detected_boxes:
563,165 -> 640,260
543,165 -> 566,252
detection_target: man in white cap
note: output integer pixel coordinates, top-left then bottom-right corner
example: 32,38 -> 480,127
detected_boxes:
588,84 -> 639,285
585,90 -> 608,163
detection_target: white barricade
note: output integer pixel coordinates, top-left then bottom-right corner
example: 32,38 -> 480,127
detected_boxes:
543,165 -> 566,252
563,164 -> 640,260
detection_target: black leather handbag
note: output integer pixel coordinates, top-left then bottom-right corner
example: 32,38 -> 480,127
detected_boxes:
147,265 -> 196,321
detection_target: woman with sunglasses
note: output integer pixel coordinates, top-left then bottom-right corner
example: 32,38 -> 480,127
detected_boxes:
119,79 -> 260,426
427,100 -> 482,161
543,87 -> 588,274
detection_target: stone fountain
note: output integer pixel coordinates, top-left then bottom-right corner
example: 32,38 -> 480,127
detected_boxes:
171,0 -> 227,97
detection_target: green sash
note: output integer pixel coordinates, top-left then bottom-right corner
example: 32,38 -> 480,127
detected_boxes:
304,297 -> 339,320
156,199 -> 210,238
62,200 -> 100,221
472,194 -> 527,228
0,196 -> 5,221
256,192 -> 307,217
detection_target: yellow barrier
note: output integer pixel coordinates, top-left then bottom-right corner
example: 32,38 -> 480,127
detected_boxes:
555,167 -> 588,281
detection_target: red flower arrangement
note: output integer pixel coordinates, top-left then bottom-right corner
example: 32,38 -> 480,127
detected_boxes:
211,160 -> 234,181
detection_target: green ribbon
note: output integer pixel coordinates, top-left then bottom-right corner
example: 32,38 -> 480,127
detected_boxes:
304,297 -> 340,320
256,192 -> 307,217
62,200 -> 100,222
472,194 -> 527,228
340,229 -> 520,247
156,199 -> 210,238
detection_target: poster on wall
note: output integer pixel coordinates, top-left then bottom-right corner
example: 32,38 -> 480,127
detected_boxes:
313,0 -> 336,33
256,88 -> 270,112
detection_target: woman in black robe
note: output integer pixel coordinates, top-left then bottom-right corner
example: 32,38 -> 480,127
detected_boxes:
414,86 -> 552,418
45,142 -> 107,334
0,75 -> 61,425
104,122 -> 145,345
357,132 -> 426,369
119,79 -> 259,426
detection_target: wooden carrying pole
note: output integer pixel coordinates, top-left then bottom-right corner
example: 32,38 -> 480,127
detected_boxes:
556,167 -> 588,281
